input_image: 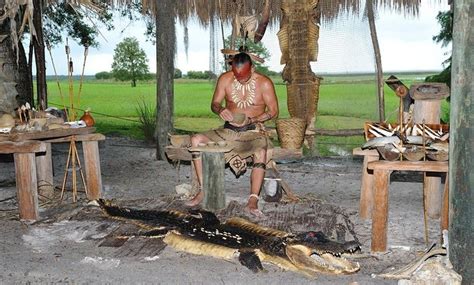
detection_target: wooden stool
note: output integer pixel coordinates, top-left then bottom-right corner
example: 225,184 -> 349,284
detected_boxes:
0,140 -> 46,221
352,147 -> 379,219
367,160 -> 448,252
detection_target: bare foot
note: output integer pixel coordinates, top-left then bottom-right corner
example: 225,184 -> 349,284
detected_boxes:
245,195 -> 266,218
185,191 -> 204,207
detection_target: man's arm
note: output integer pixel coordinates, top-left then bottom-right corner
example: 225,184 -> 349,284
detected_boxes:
249,78 -> 279,124
211,73 -> 233,122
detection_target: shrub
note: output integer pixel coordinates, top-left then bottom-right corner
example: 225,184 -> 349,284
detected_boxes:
95,71 -> 113,80
136,96 -> 156,143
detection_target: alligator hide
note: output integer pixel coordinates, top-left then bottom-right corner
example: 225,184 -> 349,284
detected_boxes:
277,0 -> 322,130
97,199 -> 360,278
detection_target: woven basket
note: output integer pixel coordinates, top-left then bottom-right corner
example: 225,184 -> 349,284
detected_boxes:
276,118 -> 306,149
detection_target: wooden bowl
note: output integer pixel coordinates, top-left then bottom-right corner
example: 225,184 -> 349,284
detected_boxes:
377,144 -> 400,161
232,113 -> 246,124
427,150 -> 449,161
402,145 -> 425,161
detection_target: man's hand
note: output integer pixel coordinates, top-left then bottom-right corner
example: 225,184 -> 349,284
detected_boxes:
218,108 -> 234,122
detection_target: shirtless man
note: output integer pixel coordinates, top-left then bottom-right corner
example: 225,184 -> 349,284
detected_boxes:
186,52 -> 279,217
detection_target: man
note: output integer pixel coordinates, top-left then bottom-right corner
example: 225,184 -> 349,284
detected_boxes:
186,52 -> 279,217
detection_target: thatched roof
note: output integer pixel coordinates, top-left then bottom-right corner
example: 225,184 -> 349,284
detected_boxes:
131,0 -> 426,26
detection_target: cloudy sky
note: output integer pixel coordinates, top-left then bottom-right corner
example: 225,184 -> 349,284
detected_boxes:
45,1 -> 450,76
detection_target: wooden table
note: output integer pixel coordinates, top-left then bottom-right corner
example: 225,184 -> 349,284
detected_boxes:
0,128 -> 105,221
367,160 -> 449,252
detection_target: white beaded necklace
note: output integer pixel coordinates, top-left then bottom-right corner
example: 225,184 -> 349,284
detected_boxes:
231,74 -> 256,109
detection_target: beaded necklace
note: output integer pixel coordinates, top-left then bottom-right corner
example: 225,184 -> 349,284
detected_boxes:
231,74 -> 256,109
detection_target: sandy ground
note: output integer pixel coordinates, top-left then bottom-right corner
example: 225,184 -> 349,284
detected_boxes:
0,136 -> 448,284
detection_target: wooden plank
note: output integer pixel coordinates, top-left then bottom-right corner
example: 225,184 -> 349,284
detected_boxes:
82,141 -> 102,200
35,142 -> 54,197
202,152 -> 225,211
0,141 -> 46,153
9,127 -> 95,141
44,133 -> 105,143
14,152 -> 39,221
371,169 -> 390,252
367,161 -> 448,172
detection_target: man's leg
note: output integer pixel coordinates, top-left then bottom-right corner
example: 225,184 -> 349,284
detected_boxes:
186,134 -> 210,206
246,148 -> 266,215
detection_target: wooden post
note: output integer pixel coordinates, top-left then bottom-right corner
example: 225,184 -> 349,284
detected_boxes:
82,141 -> 102,200
14,152 -> 39,220
202,151 -> 226,211
449,1 -> 474,282
371,169 -> 390,252
36,142 -> 54,198
440,175 -> 449,231
413,93 -> 446,219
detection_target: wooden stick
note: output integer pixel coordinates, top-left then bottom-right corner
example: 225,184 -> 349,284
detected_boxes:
60,141 -> 73,201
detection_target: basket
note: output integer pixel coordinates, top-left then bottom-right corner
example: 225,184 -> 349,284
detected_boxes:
276,118 -> 306,149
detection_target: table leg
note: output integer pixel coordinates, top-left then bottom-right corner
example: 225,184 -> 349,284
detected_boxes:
441,174 -> 449,231
35,142 -> 54,198
14,152 -> 39,221
371,169 -> 390,252
360,155 -> 379,219
424,173 -> 442,219
82,141 -> 102,200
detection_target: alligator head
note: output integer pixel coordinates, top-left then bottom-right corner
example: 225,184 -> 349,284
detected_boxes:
284,231 -> 360,275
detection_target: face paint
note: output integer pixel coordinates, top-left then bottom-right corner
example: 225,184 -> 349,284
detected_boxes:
232,62 -> 252,83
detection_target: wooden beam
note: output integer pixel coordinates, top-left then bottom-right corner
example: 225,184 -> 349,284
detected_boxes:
44,133 -> 105,143
0,141 -> 46,153
371,169 -> 390,252
367,161 -> 448,172
82,141 -> 102,200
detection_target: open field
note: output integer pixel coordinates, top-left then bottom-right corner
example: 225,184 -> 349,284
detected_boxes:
45,72 -> 444,155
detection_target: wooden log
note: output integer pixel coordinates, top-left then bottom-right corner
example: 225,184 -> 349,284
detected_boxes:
14,152 -> 39,221
82,141 -> 102,200
35,142 -> 54,197
371,169 -> 391,252
413,95 -> 443,219
359,154 -> 379,219
202,152 -> 225,211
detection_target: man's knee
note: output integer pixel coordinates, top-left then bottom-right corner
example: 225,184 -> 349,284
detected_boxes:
253,148 -> 267,163
191,134 -> 207,147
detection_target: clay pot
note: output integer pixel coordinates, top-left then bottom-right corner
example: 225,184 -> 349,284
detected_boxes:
80,111 -> 95,127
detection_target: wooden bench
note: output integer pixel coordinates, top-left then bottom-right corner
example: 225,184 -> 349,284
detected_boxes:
0,140 -> 47,220
165,135 -> 302,210
366,160 -> 449,252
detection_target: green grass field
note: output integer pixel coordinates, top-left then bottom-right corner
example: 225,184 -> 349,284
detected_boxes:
46,72 -> 444,156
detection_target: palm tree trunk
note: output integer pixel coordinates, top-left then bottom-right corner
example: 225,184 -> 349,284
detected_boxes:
155,0 -> 176,160
33,0 -> 47,110
367,0 -> 385,122
0,2 -> 20,114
